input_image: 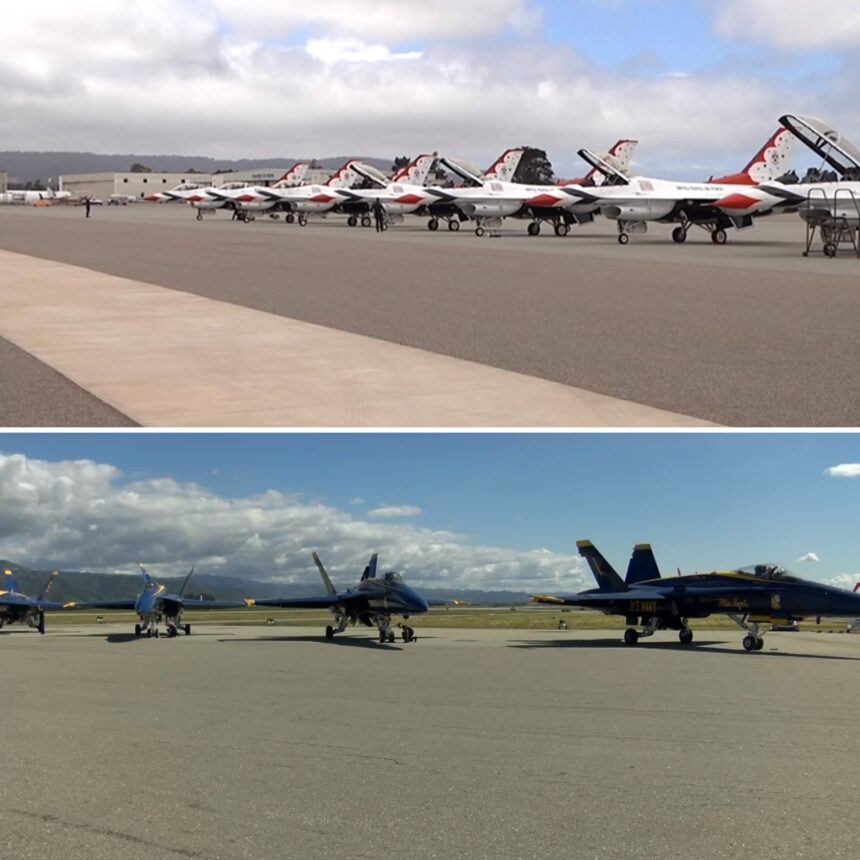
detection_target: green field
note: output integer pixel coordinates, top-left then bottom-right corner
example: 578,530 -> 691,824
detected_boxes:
46,606 -> 855,634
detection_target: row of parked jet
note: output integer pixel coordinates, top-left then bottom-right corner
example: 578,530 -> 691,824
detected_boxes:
144,114 -> 860,248
5,539 -> 860,652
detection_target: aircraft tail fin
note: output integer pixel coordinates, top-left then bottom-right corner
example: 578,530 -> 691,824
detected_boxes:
37,570 -> 59,601
273,162 -> 310,188
360,553 -> 379,582
711,127 -> 795,186
854,581 -> 860,593
391,154 -> 436,186
484,148 -> 525,182
325,160 -> 365,189
577,541 -> 628,593
139,564 -> 157,585
178,567 -> 195,598
625,545 -> 660,586
312,552 -> 337,595
2,568 -> 20,594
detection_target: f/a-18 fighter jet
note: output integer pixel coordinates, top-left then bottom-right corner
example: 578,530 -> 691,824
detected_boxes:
247,552 -> 429,643
0,569 -> 62,634
64,566 -> 243,638
532,540 -> 860,651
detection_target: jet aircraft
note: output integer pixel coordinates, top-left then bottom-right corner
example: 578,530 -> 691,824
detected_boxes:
64,566 -> 243,637
0,569 -> 62,634
532,540 -> 860,651
0,186 -> 71,205
575,127 -> 796,244
247,552 -> 429,643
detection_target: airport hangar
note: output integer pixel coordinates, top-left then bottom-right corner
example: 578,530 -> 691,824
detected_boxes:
58,166 -> 332,199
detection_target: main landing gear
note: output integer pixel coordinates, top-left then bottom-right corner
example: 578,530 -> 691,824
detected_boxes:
622,617 -> 693,646
285,213 -> 296,224
377,616 -> 396,644
672,222 -> 728,245
427,217 -> 460,232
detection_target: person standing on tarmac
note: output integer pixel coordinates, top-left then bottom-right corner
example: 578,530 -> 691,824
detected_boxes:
84,197 -> 91,218
372,198 -> 386,233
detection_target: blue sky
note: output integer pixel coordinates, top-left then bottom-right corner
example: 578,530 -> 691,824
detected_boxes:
2,433 -> 860,588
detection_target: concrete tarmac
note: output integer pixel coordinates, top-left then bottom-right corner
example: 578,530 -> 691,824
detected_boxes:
2,623 -> 859,859
2,205 -> 860,425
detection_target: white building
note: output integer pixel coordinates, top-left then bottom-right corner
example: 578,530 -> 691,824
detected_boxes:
59,172 -> 216,200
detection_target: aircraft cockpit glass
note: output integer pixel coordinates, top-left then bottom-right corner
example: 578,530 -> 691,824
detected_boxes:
383,572 -> 402,584
736,564 -> 792,580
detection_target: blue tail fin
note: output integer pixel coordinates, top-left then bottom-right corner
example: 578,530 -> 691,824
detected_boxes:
360,553 -> 379,582
625,545 -> 660,585
576,541 -> 628,593
2,568 -> 20,594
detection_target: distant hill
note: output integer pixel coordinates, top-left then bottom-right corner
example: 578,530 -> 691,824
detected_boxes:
0,151 -> 394,185
0,561 -> 531,606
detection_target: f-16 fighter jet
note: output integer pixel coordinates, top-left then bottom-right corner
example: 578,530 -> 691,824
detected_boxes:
247,552 -> 429,644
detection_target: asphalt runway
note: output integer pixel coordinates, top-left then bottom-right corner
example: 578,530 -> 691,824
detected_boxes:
2,205 -> 860,425
2,624 -> 859,859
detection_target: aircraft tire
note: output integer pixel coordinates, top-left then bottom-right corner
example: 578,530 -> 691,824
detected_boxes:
428,218 -> 439,231
617,233 -> 629,245
672,227 -> 687,244
379,631 -> 386,643
361,216 -> 372,228
388,632 -> 396,643
184,624 -> 191,636
823,243 -> 837,258
475,227 -> 485,237
554,223 -> 569,237
325,625 -> 334,640
448,219 -> 460,232
623,628 -> 639,646
754,637 -> 764,651
347,215 -> 358,227
196,212 -> 203,222
298,215 -> 308,227
742,635 -> 755,651
679,629 -> 693,645
154,629 -> 160,638
286,213 -> 296,224
134,624 -> 141,636
527,222 -> 540,237
711,228 -> 728,246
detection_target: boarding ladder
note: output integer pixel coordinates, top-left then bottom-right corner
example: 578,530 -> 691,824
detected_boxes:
803,186 -> 860,258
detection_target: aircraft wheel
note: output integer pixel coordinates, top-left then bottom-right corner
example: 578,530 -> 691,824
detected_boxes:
428,218 -> 439,231
134,624 -> 141,636
823,243 -> 837,258
617,233 -> 629,245
754,637 -> 764,651
448,219 -> 460,232
623,628 -> 639,646
361,215 -> 372,228
527,222 -> 541,237
196,212 -> 203,222
286,213 -> 296,224
672,227 -> 687,244
184,624 -> 191,636
475,227 -> 485,237
325,625 -> 334,640
347,215 -> 358,227
711,228 -> 728,245
679,629 -> 693,645
298,214 -> 308,227
742,635 -> 755,651
146,629 -> 152,638
554,222 -> 569,237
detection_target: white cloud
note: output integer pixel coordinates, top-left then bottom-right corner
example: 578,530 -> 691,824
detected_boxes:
349,497 -> 365,506
306,38 -> 422,65
824,573 -> 860,591
714,1 -> 860,49
797,552 -> 820,563
0,452 -> 584,593
367,505 -> 423,519
825,464 -> 860,478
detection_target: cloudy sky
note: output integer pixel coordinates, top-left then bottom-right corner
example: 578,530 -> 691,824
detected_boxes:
2,0 -> 859,176
2,433 -> 860,592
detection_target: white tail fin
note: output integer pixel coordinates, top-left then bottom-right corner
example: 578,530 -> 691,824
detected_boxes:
484,148 -> 525,182
273,163 -> 310,188
711,128 -> 796,186
325,160 -> 367,189
392,154 -> 436,186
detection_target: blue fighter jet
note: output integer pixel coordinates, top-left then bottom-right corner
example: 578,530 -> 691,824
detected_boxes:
0,568 -> 62,634
65,566 -> 243,638
532,540 -> 860,651
248,552 -> 430,643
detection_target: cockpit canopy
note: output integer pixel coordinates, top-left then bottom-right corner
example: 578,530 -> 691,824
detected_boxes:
383,571 -> 402,585
735,564 -> 798,581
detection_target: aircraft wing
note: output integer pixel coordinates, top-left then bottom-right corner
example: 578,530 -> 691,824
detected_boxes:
62,599 -> 137,611
531,589 -> 670,606
247,592 -> 362,610
180,598 -> 248,610
0,593 -> 36,607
